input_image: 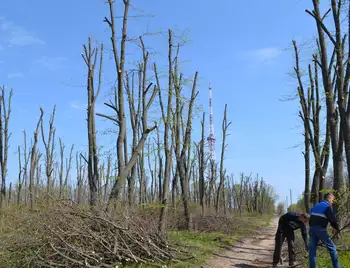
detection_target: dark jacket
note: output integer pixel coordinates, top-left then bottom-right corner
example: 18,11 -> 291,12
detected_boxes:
278,212 -> 307,245
309,200 -> 339,230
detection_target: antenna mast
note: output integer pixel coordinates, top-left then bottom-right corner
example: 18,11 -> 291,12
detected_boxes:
207,82 -> 216,162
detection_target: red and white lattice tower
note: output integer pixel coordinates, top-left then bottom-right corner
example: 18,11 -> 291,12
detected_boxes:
207,83 -> 216,162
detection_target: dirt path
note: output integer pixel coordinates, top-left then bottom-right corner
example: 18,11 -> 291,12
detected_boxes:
203,217 -> 289,268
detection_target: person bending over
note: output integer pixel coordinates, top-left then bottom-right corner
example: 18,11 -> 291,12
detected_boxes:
272,212 -> 310,267
309,192 -> 340,268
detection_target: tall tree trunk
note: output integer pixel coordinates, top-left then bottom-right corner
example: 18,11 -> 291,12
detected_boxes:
198,112 -> 206,216
175,71 -> 198,230
216,104 -> 231,215
156,30 -> 174,234
82,38 -> 104,209
0,88 -> 12,209
29,108 -> 44,210
307,0 -> 345,222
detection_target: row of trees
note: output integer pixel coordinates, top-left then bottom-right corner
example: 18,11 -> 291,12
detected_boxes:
292,0 -> 350,221
0,0 -> 277,234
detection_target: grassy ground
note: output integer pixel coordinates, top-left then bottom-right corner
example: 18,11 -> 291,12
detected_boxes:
296,230 -> 350,267
128,214 -> 272,268
310,232 -> 350,268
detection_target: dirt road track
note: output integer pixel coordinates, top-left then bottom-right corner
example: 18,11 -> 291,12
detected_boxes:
203,217 -> 288,268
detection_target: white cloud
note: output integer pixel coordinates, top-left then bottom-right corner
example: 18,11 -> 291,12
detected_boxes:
248,47 -> 281,63
0,17 -> 44,47
8,72 -> 23,79
36,56 -> 68,71
70,101 -> 85,110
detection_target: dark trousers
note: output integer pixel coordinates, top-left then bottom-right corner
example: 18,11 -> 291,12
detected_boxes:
273,226 -> 296,265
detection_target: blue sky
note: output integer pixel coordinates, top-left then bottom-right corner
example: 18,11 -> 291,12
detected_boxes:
0,0 -> 327,204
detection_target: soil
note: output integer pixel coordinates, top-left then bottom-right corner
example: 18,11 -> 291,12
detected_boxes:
202,217 -> 299,268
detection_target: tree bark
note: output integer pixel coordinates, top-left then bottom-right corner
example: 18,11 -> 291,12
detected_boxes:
82,38 -> 104,209
29,108 -> 44,210
0,87 -> 12,209
216,104 -> 231,215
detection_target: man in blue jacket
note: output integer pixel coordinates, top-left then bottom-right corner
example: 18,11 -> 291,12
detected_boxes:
309,192 -> 340,268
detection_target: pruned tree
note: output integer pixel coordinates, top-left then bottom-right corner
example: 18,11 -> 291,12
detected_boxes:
216,104 -> 231,215
82,37 -> 104,209
155,125 -> 163,203
64,144 -> 74,198
156,29 -> 174,233
104,155 -> 111,203
58,138 -> 65,198
197,112 -> 206,216
76,152 -> 86,204
147,141 -> 155,202
293,41 -> 331,209
7,182 -> 12,205
125,69 -> 141,208
29,108 -> 44,210
0,87 -> 12,208
35,151 -> 42,186
22,130 -> 30,205
232,173 -> 246,216
306,1 -> 345,220
17,145 -> 23,205
101,0 -> 158,208
41,105 -> 56,196
174,69 -> 198,230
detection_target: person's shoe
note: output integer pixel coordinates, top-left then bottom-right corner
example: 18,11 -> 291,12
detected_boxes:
272,261 -> 279,267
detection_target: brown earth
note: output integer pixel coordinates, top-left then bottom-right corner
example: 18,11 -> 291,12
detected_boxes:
202,217 -> 296,268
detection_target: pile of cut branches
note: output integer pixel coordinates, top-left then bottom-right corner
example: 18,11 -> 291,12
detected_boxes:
0,204 -> 188,267
193,215 -> 254,234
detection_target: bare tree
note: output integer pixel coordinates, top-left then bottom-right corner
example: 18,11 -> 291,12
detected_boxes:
76,152 -> 86,204
104,155 -> 111,203
232,173 -> 246,216
35,152 -> 42,187
82,37 -> 104,209
293,41 -> 331,209
216,104 -> 231,215
102,0 -> 157,207
17,145 -> 23,205
306,1 -> 345,219
23,130 -> 30,205
174,69 -> 198,230
125,70 -> 141,208
7,182 -> 12,205
64,144 -> 74,198
147,141 -> 155,202
197,112 -> 206,216
155,125 -> 163,203
29,108 -> 44,210
58,138 -> 65,198
156,29 -> 174,234
41,105 -> 56,196
0,87 -> 12,208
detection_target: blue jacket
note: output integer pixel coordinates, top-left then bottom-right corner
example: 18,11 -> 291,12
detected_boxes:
309,200 -> 339,230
